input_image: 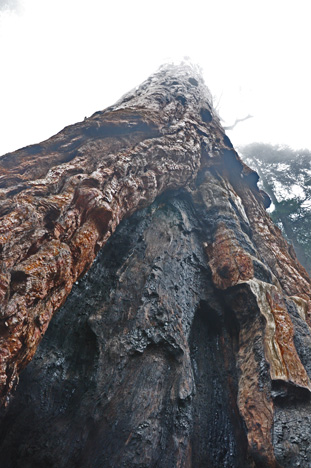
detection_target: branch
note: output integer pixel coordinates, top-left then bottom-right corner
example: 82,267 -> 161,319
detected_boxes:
224,114 -> 253,130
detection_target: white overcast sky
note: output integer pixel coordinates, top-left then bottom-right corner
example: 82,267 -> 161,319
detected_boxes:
0,0 -> 310,156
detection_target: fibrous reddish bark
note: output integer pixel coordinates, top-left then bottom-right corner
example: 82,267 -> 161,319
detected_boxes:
1,63 -> 311,467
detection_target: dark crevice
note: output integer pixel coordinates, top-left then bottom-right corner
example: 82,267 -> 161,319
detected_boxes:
200,108 -> 212,123
176,95 -> 187,106
189,299 -> 248,468
9,271 -> 28,299
272,380 -> 311,404
188,77 -> 199,87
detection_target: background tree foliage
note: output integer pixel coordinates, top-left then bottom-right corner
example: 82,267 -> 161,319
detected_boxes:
240,143 -> 311,274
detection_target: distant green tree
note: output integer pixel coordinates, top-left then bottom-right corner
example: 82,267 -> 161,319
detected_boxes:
239,143 -> 311,274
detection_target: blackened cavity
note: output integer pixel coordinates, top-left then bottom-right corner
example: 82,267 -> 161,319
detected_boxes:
200,108 -> 213,123
188,77 -> 199,87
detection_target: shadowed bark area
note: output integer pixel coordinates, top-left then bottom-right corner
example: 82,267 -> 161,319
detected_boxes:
1,64 -> 311,467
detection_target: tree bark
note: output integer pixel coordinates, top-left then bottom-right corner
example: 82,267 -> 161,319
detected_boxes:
1,63 -> 311,467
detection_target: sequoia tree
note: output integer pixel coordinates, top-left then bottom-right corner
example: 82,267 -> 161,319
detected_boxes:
1,63 -> 311,467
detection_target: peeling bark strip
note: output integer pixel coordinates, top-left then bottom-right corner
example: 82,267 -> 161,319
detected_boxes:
1,63 -> 311,467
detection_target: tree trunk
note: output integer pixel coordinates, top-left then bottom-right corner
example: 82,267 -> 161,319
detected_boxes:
1,63 -> 311,467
